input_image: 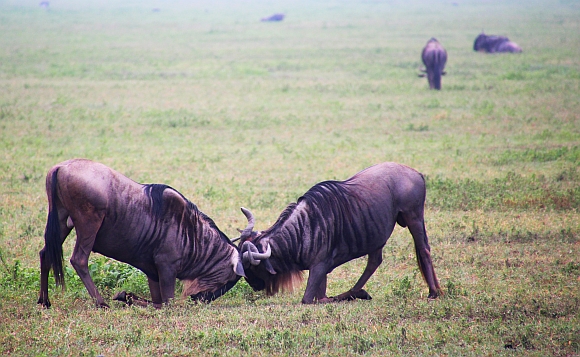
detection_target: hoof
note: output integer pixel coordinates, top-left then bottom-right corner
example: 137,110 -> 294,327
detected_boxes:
353,289 -> 372,300
113,291 -> 138,306
428,289 -> 440,300
37,298 -> 51,309
113,291 -> 127,302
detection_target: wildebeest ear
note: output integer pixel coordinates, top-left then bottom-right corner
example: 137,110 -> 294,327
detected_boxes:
234,260 -> 246,277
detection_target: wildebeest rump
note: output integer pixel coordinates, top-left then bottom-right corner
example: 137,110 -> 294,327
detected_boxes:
473,32 -> 522,53
38,159 -> 246,308
421,38 -> 447,90
238,162 -> 441,304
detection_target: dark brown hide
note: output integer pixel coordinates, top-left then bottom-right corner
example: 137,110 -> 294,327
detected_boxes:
473,33 -> 522,53
421,38 -> 447,90
239,162 -> 441,304
38,159 -> 244,308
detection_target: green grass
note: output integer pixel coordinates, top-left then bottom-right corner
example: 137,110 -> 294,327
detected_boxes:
1,0 -> 579,355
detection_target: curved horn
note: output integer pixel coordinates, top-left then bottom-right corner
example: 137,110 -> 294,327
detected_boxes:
241,241 -> 260,266
239,207 -> 255,240
251,243 -> 271,260
241,241 -> 272,266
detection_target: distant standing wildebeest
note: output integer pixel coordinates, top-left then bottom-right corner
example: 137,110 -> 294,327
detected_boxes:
237,162 -> 441,304
261,13 -> 285,22
473,32 -> 522,53
421,38 -> 447,90
38,159 -> 247,308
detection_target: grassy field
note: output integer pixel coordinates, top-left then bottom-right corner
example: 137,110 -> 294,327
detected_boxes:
1,0 -> 579,355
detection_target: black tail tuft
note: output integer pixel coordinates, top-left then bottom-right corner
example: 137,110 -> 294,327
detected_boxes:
44,168 -> 65,288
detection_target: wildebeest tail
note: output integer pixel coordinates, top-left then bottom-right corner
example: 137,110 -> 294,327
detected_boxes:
432,52 -> 444,90
414,222 -> 441,293
44,168 -> 65,288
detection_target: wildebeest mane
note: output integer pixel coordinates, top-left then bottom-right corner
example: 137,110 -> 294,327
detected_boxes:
255,180 -> 362,295
143,183 -> 230,241
263,180 -> 357,235
144,184 -> 171,219
299,180 -> 359,228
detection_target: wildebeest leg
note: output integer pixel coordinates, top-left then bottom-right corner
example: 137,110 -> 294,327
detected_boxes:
314,274 -> 333,303
38,212 -> 72,308
147,277 -> 164,308
302,263 -> 330,304
332,247 -> 382,302
112,291 -> 147,307
38,247 -> 53,308
113,278 -> 164,308
405,215 -> 440,298
114,266 -> 175,308
156,265 -> 177,305
69,213 -> 109,308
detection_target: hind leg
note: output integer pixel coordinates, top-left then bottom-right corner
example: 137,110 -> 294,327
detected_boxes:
69,213 -> 109,308
38,247 -> 51,308
38,211 -> 72,308
403,212 -> 440,298
332,247 -> 383,302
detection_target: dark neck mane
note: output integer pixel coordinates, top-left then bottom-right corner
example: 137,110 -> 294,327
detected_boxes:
257,180 -> 356,295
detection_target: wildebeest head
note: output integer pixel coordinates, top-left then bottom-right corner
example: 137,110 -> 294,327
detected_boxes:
182,216 -> 248,302
473,33 -> 488,52
183,247 -> 245,303
235,207 -> 303,295
235,208 -> 273,291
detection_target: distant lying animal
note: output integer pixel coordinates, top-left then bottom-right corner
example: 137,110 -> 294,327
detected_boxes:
420,38 -> 447,90
237,162 -> 441,304
38,159 -> 246,308
261,13 -> 285,22
473,32 -> 522,53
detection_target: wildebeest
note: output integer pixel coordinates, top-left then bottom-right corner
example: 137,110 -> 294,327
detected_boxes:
38,159 -> 246,308
237,162 -> 441,304
261,13 -> 285,22
421,38 -> 447,90
473,32 -> 522,53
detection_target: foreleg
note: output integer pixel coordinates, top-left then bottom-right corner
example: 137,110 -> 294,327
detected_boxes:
156,265 -> 177,305
114,277 -> 164,308
302,263 -> 330,304
332,247 -> 383,302
113,290 -> 157,308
